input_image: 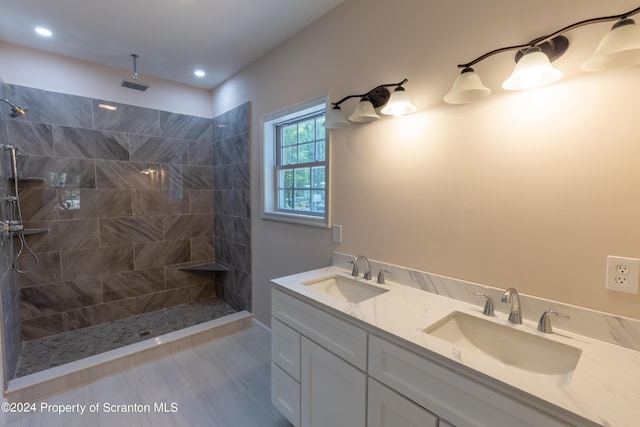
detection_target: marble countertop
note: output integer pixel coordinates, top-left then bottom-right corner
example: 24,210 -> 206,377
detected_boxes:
272,265 -> 640,427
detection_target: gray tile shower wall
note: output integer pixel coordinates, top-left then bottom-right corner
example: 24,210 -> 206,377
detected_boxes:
0,84 -> 246,341
0,82 -> 22,382
212,103 -> 251,312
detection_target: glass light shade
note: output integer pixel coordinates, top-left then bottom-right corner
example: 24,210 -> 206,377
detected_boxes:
581,19 -> 640,72
502,47 -> 563,91
349,98 -> 380,123
381,88 -> 417,116
323,106 -> 350,129
444,68 -> 492,104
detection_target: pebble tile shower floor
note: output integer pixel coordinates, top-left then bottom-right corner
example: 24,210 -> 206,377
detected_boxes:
14,298 -> 236,378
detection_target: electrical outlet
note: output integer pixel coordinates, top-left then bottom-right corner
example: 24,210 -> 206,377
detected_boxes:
616,264 -> 630,275
606,255 -> 640,294
615,275 -> 629,285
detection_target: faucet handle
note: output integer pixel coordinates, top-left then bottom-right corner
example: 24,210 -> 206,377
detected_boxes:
349,258 -> 359,277
537,310 -> 570,334
377,269 -> 390,284
473,293 -> 495,316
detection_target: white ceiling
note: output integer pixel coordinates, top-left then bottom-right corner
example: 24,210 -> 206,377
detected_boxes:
0,0 -> 343,90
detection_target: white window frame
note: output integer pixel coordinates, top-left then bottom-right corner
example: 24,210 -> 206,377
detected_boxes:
261,95 -> 331,228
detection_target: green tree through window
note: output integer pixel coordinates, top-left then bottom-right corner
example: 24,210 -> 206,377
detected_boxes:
275,112 -> 326,215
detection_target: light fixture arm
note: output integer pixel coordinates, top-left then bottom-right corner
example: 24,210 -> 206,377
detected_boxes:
331,79 -> 409,108
535,5 -> 640,46
0,99 -> 18,109
0,99 -> 29,117
458,5 -> 640,69
330,93 -> 363,107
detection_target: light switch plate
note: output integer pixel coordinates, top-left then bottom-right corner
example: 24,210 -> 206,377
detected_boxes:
332,225 -> 342,243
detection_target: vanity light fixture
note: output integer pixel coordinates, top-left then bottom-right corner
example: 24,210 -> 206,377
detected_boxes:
323,79 -> 417,129
444,5 -> 640,104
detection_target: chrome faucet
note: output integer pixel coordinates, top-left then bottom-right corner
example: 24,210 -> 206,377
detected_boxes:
351,255 -> 372,280
501,288 -> 522,324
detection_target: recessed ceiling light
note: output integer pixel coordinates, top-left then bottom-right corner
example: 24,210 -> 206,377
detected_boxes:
34,27 -> 52,37
194,70 -> 206,77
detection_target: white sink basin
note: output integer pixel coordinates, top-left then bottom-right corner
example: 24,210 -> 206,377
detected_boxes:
424,311 -> 582,376
302,275 -> 388,303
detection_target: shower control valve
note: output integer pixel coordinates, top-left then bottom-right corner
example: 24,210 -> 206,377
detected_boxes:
2,220 -> 24,233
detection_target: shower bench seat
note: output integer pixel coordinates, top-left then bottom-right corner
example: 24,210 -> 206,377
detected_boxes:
177,262 -> 230,272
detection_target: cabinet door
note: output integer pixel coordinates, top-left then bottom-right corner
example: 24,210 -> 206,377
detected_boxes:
300,337 -> 366,427
368,378 -> 438,427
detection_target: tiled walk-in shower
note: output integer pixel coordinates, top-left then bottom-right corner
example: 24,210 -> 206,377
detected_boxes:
0,83 -> 251,386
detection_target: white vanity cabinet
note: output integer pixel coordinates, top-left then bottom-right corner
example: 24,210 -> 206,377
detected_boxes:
271,289 -> 367,427
271,286 -> 575,427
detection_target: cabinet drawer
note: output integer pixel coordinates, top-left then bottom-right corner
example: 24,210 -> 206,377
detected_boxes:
271,317 -> 301,381
368,377 -> 438,427
368,335 -> 565,427
271,362 -> 300,427
272,288 -> 367,370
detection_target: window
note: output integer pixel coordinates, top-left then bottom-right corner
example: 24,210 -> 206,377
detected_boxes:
276,113 -> 326,213
262,96 -> 330,227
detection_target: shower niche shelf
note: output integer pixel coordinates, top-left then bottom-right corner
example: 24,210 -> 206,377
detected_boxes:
177,262 -> 230,272
8,176 -> 46,182
12,228 -> 49,236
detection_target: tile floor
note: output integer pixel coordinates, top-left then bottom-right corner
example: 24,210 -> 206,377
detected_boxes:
2,324 -> 292,427
16,298 -> 236,377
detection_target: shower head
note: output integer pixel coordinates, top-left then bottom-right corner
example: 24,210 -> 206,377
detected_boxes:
0,99 -> 29,117
121,79 -> 150,92
121,53 -> 150,91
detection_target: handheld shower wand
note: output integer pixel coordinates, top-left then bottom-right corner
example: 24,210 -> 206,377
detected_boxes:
0,145 -> 39,273
7,143 -> 19,180
0,99 -> 29,117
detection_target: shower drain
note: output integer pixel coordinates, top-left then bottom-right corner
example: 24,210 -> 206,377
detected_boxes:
136,330 -> 153,339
